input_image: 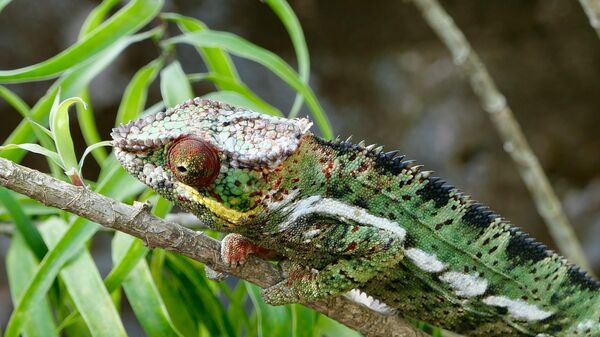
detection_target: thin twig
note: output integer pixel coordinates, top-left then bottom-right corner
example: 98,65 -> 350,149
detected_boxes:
0,157 -> 429,337
579,0 -> 600,39
411,0 -> 594,275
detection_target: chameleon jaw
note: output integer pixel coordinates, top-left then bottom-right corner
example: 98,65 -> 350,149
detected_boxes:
176,182 -> 261,227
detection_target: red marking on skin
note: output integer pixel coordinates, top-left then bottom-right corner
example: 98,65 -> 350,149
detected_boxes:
275,177 -> 282,188
322,161 -> 334,180
358,162 -> 369,173
345,242 -> 358,252
351,225 -> 360,233
209,191 -> 223,203
249,191 -> 262,197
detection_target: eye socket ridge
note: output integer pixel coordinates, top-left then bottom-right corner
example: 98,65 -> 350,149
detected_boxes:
167,136 -> 221,188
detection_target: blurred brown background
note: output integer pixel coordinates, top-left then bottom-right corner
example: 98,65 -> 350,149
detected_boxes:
1,0 -> 600,331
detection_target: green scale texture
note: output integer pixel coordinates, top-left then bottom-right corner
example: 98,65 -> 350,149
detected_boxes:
114,100 -> 600,337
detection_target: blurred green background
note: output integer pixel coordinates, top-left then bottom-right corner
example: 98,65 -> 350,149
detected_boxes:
0,1 -> 599,336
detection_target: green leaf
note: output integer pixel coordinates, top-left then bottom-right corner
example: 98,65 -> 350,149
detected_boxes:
264,0 -> 309,117
116,57 -> 164,126
246,282 -> 292,337
160,61 -> 194,107
3,219 -> 100,337
152,254 -> 198,337
104,237 -> 148,293
291,304 -> 316,337
163,14 -> 283,116
49,95 -> 87,176
0,85 -> 30,117
201,90 -> 277,113
1,27 -> 162,164
315,314 -> 362,337
112,233 -> 183,337
0,188 -> 47,260
6,234 -> 57,337
0,0 -> 11,12
77,91 -> 108,165
78,141 -> 113,173
2,161 -> 135,337
39,218 -> 127,337
165,255 -> 235,337
0,0 -> 164,83
188,72 -> 282,116
0,197 -> 58,220
79,0 -> 121,38
161,13 -> 240,85
0,86 -> 63,176
0,143 -> 62,168
163,30 -> 333,139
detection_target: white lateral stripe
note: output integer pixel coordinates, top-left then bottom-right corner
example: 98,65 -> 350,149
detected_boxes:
439,271 -> 488,298
482,296 -> 553,321
405,248 -> 446,273
282,196 -> 406,240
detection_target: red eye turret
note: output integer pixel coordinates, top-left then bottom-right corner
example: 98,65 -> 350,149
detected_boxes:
168,137 -> 221,188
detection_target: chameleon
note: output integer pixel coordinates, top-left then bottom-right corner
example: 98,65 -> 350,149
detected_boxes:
111,98 -> 600,337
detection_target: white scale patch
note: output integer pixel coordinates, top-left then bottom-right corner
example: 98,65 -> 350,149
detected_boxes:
573,320 -> 598,334
405,248 -> 446,273
281,196 -> 406,240
482,296 -> 553,321
439,271 -> 488,298
345,289 -> 396,315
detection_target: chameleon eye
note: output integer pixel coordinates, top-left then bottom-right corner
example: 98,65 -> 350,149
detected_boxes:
168,137 -> 220,188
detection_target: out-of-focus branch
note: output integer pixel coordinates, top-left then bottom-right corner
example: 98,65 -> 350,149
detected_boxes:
579,0 -> 600,39
411,0 -> 594,275
0,157 -> 429,337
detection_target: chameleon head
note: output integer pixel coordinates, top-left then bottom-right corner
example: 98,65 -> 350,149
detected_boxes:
111,98 -> 312,230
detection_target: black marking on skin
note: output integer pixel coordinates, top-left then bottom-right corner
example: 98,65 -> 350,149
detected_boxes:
354,197 -> 368,209
462,202 -> 497,231
416,177 -> 452,208
566,265 -> 600,291
505,228 -> 550,264
329,183 -> 352,199
315,135 -> 600,296
404,233 -> 417,248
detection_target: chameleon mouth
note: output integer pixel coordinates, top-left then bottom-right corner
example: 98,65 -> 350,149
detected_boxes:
177,183 -> 261,226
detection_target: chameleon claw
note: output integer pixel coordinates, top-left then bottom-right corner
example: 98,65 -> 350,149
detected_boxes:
204,266 -> 227,281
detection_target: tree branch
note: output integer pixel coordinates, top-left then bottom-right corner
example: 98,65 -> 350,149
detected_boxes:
0,157 -> 429,337
411,0 -> 594,276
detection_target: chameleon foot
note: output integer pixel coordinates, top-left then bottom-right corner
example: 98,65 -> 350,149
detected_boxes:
220,233 -> 280,267
261,265 -> 319,305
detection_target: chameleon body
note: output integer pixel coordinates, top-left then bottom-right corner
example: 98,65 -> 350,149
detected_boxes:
112,98 -> 600,337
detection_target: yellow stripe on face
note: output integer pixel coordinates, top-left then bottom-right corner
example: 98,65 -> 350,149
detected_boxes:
178,183 -> 261,225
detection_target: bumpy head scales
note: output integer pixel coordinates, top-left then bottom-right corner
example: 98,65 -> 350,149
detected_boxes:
111,98 -> 312,169
111,98 -> 312,227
